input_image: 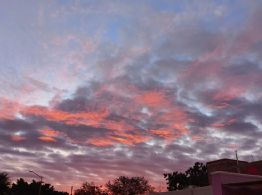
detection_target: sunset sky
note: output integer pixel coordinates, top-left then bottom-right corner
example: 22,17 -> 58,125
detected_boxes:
0,0 -> 261,192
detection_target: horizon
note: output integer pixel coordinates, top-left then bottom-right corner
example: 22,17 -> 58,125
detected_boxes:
0,0 -> 261,193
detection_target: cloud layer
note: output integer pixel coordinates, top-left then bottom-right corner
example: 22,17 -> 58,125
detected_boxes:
0,0 -> 261,192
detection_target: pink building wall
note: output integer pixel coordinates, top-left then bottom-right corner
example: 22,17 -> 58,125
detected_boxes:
150,171 -> 262,195
211,171 -> 262,195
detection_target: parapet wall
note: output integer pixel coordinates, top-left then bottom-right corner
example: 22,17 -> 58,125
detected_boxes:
149,186 -> 212,195
207,159 -> 262,183
211,171 -> 262,195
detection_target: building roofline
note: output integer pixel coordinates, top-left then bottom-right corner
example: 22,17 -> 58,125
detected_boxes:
211,171 -> 262,179
207,158 -> 248,164
249,160 -> 262,164
223,180 -> 262,187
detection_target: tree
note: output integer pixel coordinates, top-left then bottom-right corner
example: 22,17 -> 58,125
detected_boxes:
164,162 -> 208,191
0,172 -> 10,195
11,178 -> 29,195
185,162 -> 208,187
106,176 -> 154,195
11,178 -> 69,195
163,172 -> 189,191
75,182 -> 108,195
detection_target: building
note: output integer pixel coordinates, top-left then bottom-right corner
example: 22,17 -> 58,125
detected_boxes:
150,159 -> 262,195
207,158 -> 262,182
149,186 -> 212,195
221,180 -> 262,195
150,171 -> 262,195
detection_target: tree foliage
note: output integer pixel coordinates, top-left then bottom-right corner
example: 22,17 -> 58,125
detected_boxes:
164,162 -> 208,191
11,178 -> 29,195
0,172 -> 10,195
0,172 -> 154,195
106,176 -> 154,195
164,172 -> 189,191
75,182 -> 108,195
11,178 -> 68,195
185,162 -> 208,187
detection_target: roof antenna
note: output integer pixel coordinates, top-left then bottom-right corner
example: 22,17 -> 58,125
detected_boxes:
71,186 -> 73,195
235,150 -> 240,173
250,155 -> 254,162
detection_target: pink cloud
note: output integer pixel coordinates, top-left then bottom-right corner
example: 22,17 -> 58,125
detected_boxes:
38,136 -> 57,142
0,98 -> 22,120
10,135 -> 26,142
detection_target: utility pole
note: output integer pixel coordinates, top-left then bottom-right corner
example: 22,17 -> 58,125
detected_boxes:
29,170 -> 44,195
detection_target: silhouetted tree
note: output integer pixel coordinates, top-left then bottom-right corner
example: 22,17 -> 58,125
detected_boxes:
75,182 -> 108,195
185,162 -> 208,187
27,180 -> 40,195
11,178 -> 29,195
0,172 -> 10,195
164,162 -> 208,191
106,176 -> 154,195
163,171 -> 189,191
11,178 -> 68,195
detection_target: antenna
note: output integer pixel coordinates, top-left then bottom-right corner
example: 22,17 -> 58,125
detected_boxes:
71,186 -> 73,195
251,155 -> 254,162
235,150 -> 240,173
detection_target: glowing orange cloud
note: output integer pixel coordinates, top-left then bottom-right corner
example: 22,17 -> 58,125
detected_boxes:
88,138 -> 115,147
38,136 -> 57,142
39,129 -> 60,137
157,108 -> 190,138
102,120 -> 134,131
135,91 -> 169,108
172,123 -> 188,134
23,106 -> 138,133
88,132 -> 151,147
159,106 -> 188,122
22,106 -> 109,127
111,131 -> 151,145
150,129 -> 174,139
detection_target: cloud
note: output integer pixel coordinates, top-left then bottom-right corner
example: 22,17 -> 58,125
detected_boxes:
0,0 -> 261,192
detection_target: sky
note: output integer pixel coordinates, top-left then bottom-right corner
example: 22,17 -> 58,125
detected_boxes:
0,0 -> 261,192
